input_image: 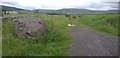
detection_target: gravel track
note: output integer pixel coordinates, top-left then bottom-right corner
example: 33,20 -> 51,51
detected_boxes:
68,27 -> 118,56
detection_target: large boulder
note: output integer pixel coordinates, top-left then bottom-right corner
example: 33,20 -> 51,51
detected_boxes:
13,17 -> 47,37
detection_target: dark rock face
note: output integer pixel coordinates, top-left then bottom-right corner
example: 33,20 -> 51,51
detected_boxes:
13,17 -> 47,37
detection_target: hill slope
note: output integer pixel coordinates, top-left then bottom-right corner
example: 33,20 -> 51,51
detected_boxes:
1,5 -> 24,11
0,5 -> 118,14
1,5 -> 34,14
34,8 -> 118,14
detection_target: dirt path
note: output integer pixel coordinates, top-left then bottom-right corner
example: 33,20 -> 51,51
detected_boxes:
68,26 -> 118,56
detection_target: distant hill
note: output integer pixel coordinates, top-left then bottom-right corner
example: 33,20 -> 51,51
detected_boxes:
0,5 -> 34,14
1,5 -> 24,11
34,8 -> 118,15
60,8 -> 118,14
0,5 -> 118,14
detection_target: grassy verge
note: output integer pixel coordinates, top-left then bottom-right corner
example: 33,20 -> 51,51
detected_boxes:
78,14 -> 119,36
2,13 -> 118,56
2,14 -> 70,56
0,19 -> 2,57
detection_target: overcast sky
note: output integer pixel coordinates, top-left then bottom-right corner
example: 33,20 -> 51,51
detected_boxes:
0,0 -> 119,11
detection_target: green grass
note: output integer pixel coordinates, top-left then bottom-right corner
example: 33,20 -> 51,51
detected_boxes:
78,14 -> 119,36
2,14 -> 119,56
2,14 -> 70,56
0,19 -> 2,57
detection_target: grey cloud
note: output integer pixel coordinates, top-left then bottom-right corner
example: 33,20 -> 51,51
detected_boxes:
1,1 -> 119,11
1,2 -> 38,10
2,2 -> 18,5
87,2 -> 118,10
